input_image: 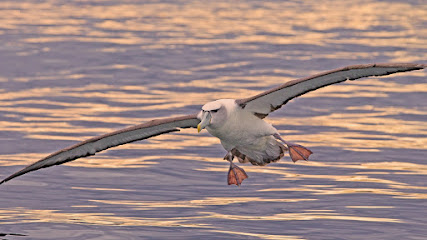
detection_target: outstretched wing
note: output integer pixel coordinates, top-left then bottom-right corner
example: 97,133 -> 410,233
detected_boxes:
0,114 -> 200,184
236,63 -> 426,118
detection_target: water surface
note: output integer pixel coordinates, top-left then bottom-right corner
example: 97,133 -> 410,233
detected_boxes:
0,0 -> 426,239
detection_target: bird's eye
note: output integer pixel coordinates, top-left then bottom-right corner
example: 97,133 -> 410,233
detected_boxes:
211,109 -> 219,113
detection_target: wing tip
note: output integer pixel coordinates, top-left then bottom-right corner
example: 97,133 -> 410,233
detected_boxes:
0,165 -> 41,185
344,62 -> 426,70
0,173 -> 19,185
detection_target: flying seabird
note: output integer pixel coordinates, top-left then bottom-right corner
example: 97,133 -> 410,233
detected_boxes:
0,63 -> 425,186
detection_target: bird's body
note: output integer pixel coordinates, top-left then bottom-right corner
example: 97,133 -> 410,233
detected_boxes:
201,99 -> 284,166
1,63 -> 425,186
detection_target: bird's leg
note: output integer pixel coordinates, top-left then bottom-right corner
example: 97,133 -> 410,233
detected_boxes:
225,151 -> 248,186
273,133 -> 313,162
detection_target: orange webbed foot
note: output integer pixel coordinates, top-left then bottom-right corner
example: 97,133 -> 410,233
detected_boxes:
287,143 -> 313,162
227,163 -> 248,186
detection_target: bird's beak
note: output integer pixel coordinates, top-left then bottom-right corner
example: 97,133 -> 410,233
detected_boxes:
197,111 -> 211,133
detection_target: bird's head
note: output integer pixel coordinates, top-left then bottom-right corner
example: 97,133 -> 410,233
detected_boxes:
197,99 -> 232,132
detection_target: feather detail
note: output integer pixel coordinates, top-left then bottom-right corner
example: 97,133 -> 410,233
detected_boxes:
237,63 -> 426,118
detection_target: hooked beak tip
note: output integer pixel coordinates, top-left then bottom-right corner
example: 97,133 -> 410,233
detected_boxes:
197,111 -> 211,133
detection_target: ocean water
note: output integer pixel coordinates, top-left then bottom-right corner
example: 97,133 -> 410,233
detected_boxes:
0,0 -> 426,239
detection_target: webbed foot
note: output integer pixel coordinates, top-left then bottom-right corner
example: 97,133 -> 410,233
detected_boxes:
287,143 -> 313,162
273,133 -> 313,162
227,162 -> 248,186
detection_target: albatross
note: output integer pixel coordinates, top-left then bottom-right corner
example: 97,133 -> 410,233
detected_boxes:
1,63 -> 425,186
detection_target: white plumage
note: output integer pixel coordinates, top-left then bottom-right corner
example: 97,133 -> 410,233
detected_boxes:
1,63 -> 425,186
199,99 -> 282,165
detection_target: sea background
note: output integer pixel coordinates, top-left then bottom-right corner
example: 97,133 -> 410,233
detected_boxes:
0,0 -> 426,239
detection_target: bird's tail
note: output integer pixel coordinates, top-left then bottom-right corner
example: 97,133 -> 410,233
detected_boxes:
228,137 -> 287,166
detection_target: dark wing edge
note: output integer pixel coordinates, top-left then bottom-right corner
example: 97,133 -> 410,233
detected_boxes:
236,63 -> 426,118
0,113 -> 200,185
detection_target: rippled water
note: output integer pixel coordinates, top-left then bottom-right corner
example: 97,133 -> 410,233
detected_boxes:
0,0 -> 426,239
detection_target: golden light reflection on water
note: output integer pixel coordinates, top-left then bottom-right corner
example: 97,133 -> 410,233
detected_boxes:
259,186 -> 427,200
198,160 -> 427,200
0,0 -> 425,60
200,211 -> 402,223
0,153 -> 159,169
346,206 -> 394,209
0,208 -> 211,228
89,197 -> 317,210
71,186 -> 136,192
0,205 -> 401,228
206,230 -> 305,240
0,1 -> 426,238
0,205 -> 401,240
0,78 -> 426,152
